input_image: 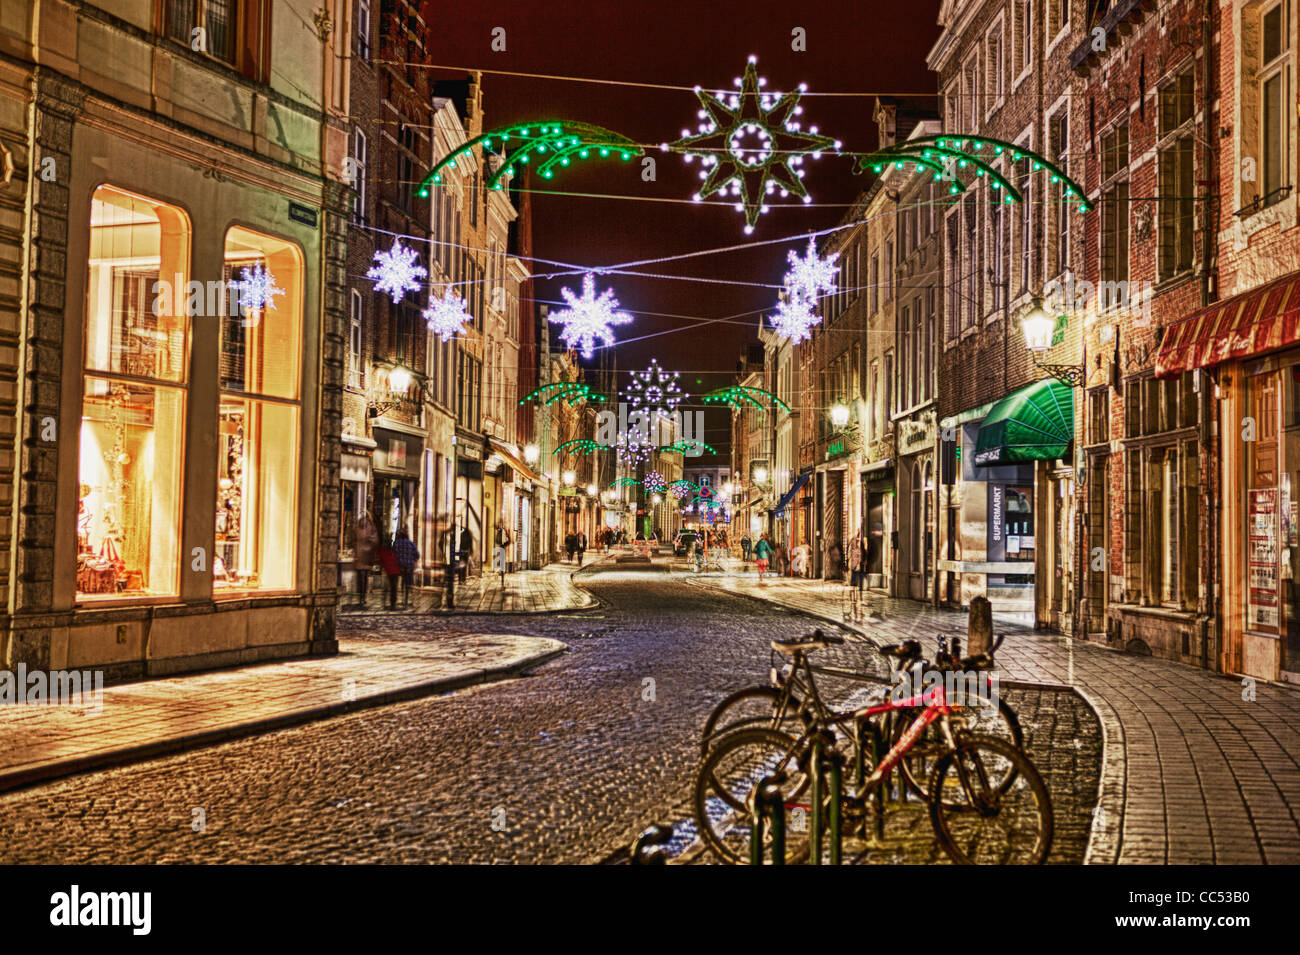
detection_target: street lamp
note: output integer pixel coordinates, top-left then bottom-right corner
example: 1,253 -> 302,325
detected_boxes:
830,402 -> 851,429
563,470 -> 576,486
523,443 -> 540,465
652,494 -> 662,505
586,483 -> 598,496
1021,296 -> 1085,387
753,466 -> 769,484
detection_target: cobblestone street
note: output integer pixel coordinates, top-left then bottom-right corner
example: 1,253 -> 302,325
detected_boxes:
0,564 -> 1098,864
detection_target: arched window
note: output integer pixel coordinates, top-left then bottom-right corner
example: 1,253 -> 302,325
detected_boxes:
215,226 -> 303,591
78,186 -> 191,598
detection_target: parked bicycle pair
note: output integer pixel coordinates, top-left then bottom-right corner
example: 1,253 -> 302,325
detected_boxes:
693,629 -> 1054,864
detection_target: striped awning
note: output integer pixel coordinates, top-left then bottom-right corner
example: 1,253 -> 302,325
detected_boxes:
1155,271 -> 1300,379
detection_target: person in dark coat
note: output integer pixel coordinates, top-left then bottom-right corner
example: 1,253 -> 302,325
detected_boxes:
565,532 -> 576,563
458,526 -> 473,583
576,531 -> 587,565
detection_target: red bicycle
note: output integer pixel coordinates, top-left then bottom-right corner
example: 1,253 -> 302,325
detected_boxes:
693,631 -> 1053,864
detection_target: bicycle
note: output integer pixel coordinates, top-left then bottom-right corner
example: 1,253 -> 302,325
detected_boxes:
700,631 -> 1024,802
693,631 -> 1052,865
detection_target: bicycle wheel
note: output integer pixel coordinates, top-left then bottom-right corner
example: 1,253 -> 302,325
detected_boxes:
700,686 -> 804,754
927,734 -> 1053,865
897,697 -> 1023,801
693,727 -> 814,865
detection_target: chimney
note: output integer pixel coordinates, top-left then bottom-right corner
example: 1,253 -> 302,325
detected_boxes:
873,98 -> 898,148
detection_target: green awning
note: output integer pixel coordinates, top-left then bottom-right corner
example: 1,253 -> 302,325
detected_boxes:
973,379 -> 1074,467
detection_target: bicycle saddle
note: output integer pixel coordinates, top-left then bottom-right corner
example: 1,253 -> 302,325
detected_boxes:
771,629 -> 845,654
879,639 -> 922,661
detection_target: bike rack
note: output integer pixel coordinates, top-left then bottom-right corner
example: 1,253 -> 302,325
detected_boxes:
748,744 -> 844,865
629,823 -> 674,864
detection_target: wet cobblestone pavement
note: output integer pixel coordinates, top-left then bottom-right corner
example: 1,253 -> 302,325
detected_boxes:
0,566 -> 1097,864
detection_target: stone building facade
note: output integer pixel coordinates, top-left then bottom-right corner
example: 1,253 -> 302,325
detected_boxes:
0,0 -> 349,678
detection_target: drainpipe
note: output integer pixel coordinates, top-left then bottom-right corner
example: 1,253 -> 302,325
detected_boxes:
1199,0 -> 1218,670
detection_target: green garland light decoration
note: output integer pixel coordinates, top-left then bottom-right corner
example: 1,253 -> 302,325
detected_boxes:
519,381 -> 605,406
665,56 -> 841,234
857,135 -> 1091,212
418,121 -> 643,197
702,385 -> 791,415
657,440 -> 717,456
859,145 -> 1021,202
553,439 -> 603,456
610,478 -> 642,489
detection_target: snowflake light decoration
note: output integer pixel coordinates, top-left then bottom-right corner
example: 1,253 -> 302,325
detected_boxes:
615,429 -> 653,464
669,480 -> 696,500
624,359 -> 686,420
368,239 -> 428,303
548,273 -> 634,359
665,56 -> 841,234
784,238 -> 840,303
423,291 -> 471,342
643,470 -> 666,495
237,263 -> 284,314
768,293 -> 820,343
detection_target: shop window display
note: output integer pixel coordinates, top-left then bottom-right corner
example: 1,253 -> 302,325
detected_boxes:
77,186 -> 190,599
214,227 -> 302,592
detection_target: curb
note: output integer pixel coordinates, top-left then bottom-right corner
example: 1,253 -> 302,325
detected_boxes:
0,643 -> 567,795
686,573 -> 1121,865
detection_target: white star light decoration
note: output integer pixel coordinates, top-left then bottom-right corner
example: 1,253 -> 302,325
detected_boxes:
237,263 -> 284,314
665,56 -> 841,234
368,239 -> 428,303
643,470 -> 667,494
548,272 -> 634,359
624,359 -> 686,420
423,290 -> 471,342
769,239 -> 840,343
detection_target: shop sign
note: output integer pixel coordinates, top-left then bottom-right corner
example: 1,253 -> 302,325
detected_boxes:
458,443 -> 483,461
1248,488 -> 1280,631
288,201 -> 318,227
340,452 -> 370,483
988,484 -> 1006,561
558,486 -> 577,496
899,417 -> 933,452
372,429 -> 422,477
825,439 -> 847,460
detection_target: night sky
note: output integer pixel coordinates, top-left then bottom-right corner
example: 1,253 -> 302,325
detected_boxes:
424,1 -> 942,453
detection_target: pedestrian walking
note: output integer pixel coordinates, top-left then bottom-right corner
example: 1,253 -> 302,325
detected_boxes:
393,526 -> 419,607
753,533 -> 774,582
353,515 -> 378,608
576,530 -> 587,565
828,538 -> 844,581
565,532 -> 576,563
458,526 -> 473,583
849,531 -> 867,592
494,522 -> 511,585
741,533 -> 752,562
774,541 -> 789,578
376,536 -> 401,610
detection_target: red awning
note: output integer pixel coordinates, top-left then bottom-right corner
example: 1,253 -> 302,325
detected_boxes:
1155,271 -> 1300,378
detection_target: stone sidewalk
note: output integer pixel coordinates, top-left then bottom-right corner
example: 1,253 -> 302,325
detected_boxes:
0,633 -> 566,793
339,560 -> 599,616
692,573 -> 1300,865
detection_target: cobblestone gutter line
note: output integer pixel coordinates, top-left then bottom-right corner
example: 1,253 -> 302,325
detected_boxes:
0,636 -> 567,795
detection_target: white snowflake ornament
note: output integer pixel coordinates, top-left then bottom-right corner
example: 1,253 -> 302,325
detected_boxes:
769,294 -> 821,343
237,263 -> 284,314
368,239 -> 428,303
423,291 -> 471,342
784,238 -> 839,304
548,273 -> 634,359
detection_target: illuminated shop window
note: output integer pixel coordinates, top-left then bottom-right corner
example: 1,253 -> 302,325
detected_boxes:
215,227 -> 303,592
77,186 -> 190,599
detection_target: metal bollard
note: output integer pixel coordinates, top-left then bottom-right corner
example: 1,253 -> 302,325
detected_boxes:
629,823 -> 674,865
809,737 -> 824,865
